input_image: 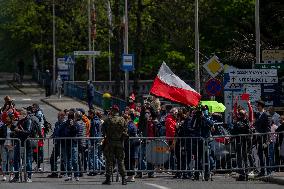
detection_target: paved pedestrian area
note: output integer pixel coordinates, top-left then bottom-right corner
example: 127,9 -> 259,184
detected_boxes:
41,95 -> 91,111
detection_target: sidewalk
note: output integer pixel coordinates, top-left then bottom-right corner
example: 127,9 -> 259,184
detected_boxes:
41,95 -> 102,112
8,77 -> 45,95
8,75 -> 102,112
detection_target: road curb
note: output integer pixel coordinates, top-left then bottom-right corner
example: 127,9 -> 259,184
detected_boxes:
259,176 -> 284,185
40,99 -> 62,111
7,81 -> 27,95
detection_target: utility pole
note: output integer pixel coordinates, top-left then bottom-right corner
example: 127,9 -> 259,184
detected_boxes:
107,0 -> 112,81
255,0 -> 260,68
124,0 -> 129,99
194,0 -> 200,93
88,0 -> 92,80
52,0 -> 56,94
92,1 -> 96,81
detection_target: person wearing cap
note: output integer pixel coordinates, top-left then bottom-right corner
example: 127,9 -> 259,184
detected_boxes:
101,105 -> 128,185
254,100 -> 271,177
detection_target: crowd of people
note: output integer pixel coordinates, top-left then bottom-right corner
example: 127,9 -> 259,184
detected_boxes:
0,93 -> 284,184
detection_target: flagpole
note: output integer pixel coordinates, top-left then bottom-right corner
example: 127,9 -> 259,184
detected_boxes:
194,0 -> 200,93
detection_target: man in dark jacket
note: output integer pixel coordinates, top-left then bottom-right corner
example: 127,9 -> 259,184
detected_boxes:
45,70 -> 52,97
187,109 -> 214,181
254,100 -> 271,176
87,80 -> 95,110
48,111 -> 66,178
60,111 -> 80,181
88,109 -> 102,176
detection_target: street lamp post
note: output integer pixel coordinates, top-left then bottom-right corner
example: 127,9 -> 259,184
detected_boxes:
124,0 -> 129,99
52,0 -> 56,94
194,0 -> 200,93
255,0 -> 260,68
88,0 -> 92,81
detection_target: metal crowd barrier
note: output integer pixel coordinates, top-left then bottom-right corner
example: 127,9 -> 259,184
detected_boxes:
18,133 -> 284,180
0,138 -> 22,181
208,132 -> 284,174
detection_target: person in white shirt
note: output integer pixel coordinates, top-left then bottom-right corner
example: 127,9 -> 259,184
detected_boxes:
56,75 -> 63,98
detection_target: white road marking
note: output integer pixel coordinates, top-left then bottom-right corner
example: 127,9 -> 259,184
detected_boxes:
145,183 -> 171,189
22,98 -> 32,101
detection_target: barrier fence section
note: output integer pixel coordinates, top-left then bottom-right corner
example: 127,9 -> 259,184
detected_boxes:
64,82 -> 127,111
208,132 -> 284,174
19,133 -> 284,180
0,138 -> 22,180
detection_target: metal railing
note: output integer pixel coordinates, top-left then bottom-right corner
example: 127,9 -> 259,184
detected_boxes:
0,138 -> 22,181
64,82 -> 127,111
1,132 -> 283,182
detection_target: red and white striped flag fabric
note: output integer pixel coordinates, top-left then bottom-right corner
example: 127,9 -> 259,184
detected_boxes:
150,62 -> 201,106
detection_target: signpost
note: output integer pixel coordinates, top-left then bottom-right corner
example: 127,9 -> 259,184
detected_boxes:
228,69 -> 277,77
73,51 -> 101,81
205,78 -> 222,96
262,50 -> 284,62
57,58 -> 70,81
230,76 -> 278,84
74,51 -> 101,56
255,63 -> 284,69
122,54 -> 134,71
203,55 -> 223,78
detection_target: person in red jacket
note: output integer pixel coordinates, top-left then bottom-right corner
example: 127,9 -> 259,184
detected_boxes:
165,108 -> 178,145
165,108 -> 178,171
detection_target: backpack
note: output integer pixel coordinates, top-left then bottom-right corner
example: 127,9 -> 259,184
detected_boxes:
29,115 -> 43,138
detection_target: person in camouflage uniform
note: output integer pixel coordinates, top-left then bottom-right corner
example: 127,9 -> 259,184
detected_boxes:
101,105 -> 128,185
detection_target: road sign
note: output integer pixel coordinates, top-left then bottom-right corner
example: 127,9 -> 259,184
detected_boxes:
122,54 -> 134,71
74,51 -> 101,56
57,58 -> 65,64
262,50 -> 284,62
203,55 -> 223,78
64,55 -> 75,64
255,63 -> 284,69
230,76 -> 278,84
205,78 -> 222,96
228,69 -> 277,77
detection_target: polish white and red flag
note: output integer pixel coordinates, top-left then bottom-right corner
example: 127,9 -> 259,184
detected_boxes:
150,62 -> 201,107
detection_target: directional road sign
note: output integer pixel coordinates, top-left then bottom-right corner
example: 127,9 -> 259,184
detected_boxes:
74,51 -> 101,56
230,76 -> 278,84
228,69 -> 277,77
255,63 -> 284,70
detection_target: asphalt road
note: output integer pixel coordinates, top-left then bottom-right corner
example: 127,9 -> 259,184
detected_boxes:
0,73 -> 283,188
1,175 -> 284,189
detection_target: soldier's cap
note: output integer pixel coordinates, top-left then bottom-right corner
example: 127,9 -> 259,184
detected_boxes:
111,105 -> 119,112
256,100 -> 265,107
